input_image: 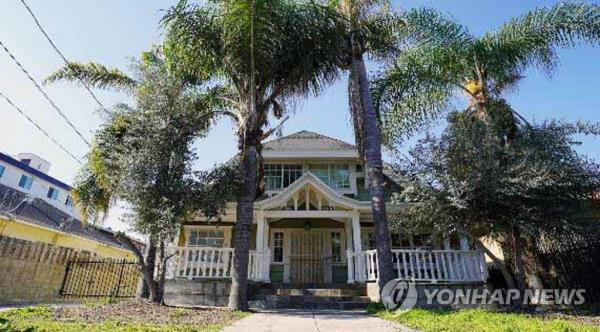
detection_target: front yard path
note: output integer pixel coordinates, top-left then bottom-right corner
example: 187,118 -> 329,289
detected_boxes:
222,308 -> 414,332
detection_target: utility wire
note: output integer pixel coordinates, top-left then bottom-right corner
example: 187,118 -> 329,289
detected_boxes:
0,40 -> 91,147
0,90 -> 82,164
19,0 -> 110,115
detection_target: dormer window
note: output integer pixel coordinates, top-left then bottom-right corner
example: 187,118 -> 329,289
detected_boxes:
265,164 -> 303,190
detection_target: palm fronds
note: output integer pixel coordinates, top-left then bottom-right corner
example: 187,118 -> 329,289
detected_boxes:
44,62 -> 137,92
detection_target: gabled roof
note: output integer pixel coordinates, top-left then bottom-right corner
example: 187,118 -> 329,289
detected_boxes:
256,172 -> 370,211
264,130 -> 356,151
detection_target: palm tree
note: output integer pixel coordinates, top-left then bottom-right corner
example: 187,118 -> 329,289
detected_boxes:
373,2 -> 600,291
161,0 -> 346,310
330,0 -> 406,289
374,2 -> 600,145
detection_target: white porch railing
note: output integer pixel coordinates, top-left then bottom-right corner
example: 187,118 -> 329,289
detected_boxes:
165,247 -> 270,282
347,249 -> 488,283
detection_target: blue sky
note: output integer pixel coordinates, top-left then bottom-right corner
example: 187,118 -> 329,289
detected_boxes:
1,0 -> 598,233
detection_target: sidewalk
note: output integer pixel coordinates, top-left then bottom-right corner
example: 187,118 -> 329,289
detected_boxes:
222,308 -> 415,332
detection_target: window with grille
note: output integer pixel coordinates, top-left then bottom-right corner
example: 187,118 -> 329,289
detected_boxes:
188,229 -> 225,247
264,164 -> 303,190
273,232 -> 284,262
309,164 -> 350,189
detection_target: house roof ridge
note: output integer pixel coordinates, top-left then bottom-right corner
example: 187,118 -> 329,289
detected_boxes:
263,129 -> 356,150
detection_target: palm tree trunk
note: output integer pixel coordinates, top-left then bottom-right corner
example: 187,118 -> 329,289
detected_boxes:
350,53 -> 395,290
228,143 -> 258,311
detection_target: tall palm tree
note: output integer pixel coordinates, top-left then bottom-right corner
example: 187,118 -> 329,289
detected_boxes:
373,2 -> 600,291
162,0 -> 346,310
332,0 -> 405,289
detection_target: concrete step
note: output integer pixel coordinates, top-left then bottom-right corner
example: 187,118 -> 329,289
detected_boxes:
257,288 -> 367,297
249,295 -> 372,310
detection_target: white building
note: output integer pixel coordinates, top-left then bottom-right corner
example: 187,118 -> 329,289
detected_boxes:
0,152 -> 80,220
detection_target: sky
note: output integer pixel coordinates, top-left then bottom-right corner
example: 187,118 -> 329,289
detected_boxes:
1,0 -> 598,235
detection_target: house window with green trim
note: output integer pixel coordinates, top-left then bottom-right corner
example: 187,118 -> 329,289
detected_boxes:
265,164 -> 303,190
188,229 -> 225,247
309,164 -> 350,189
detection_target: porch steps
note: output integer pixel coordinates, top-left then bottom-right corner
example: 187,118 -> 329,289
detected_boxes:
249,283 -> 372,310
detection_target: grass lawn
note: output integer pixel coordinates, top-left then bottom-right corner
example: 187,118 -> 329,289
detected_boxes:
369,305 -> 600,332
0,300 -> 249,332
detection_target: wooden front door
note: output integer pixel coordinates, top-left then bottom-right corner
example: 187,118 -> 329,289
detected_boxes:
290,231 -> 327,283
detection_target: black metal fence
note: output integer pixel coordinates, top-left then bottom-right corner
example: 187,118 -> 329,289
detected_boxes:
60,259 -> 140,298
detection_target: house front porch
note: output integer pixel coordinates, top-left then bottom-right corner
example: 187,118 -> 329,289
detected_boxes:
165,173 -> 488,285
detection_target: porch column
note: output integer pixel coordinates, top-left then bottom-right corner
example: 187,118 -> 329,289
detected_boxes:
351,212 -> 364,281
255,211 -> 270,281
345,220 -> 354,283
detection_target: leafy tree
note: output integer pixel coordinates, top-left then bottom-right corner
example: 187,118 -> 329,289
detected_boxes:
391,116 -> 600,293
373,2 -> 600,145
161,0 -> 346,310
46,50 -> 233,302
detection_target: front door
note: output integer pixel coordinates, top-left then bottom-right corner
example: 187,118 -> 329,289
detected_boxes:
290,231 -> 327,283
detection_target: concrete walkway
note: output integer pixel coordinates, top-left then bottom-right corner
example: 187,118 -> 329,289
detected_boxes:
222,309 -> 413,332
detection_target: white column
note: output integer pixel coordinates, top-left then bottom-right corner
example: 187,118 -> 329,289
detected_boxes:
256,212 -> 265,252
351,212 -> 364,281
352,212 -> 362,252
345,220 -> 354,283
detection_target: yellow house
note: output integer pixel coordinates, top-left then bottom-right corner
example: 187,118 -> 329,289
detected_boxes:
0,184 -> 138,260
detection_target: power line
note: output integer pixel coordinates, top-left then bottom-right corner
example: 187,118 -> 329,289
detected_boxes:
0,90 -> 82,164
19,0 -> 110,115
0,40 -> 91,147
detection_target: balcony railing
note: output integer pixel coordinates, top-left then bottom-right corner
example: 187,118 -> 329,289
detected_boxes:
165,247 -> 270,282
347,249 -> 488,283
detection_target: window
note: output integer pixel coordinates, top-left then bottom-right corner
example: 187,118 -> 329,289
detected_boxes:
0,165 -> 5,178
18,175 -> 33,190
20,159 -> 31,166
309,164 -> 350,189
188,229 -> 225,247
264,164 -> 303,190
331,232 -> 342,263
273,232 -> 284,263
413,233 -> 433,248
65,195 -> 73,207
391,233 -> 411,248
47,187 -> 59,200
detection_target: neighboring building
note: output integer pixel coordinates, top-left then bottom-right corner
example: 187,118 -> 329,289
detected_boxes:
164,131 -> 487,307
0,183 -> 138,260
0,152 -> 80,221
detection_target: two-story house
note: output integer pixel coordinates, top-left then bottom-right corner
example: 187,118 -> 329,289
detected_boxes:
165,131 -> 487,306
